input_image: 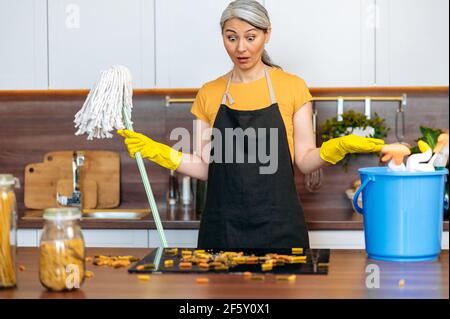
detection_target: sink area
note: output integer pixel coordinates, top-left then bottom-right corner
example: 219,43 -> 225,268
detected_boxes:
22,208 -> 151,220
82,210 -> 150,219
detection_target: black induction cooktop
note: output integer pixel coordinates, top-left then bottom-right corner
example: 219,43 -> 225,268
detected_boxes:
128,247 -> 330,275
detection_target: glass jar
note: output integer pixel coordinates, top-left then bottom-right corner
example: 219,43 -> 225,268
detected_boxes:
39,208 -> 85,291
0,174 -> 19,289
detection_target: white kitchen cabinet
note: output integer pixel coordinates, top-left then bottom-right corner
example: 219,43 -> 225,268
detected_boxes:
17,229 -> 40,247
149,229 -> 199,248
47,0 -> 155,89
17,229 -> 449,250
81,229 -> 149,248
0,0 -> 47,89
376,0 -> 449,86
265,0 -> 376,87
35,229 -> 149,248
3,1 -> 448,90
154,0 -> 265,88
154,0 -> 233,88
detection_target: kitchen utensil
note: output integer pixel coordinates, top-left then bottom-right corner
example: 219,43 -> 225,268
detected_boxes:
181,175 -> 192,206
304,169 -> 323,192
167,170 -> 179,206
395,95 -> 407,142
304,105 -> 323,192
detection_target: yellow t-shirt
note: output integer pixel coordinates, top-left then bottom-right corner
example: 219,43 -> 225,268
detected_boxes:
190,67 -> 313,160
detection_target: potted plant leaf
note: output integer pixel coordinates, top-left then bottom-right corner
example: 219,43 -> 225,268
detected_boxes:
410,126 -> 443,154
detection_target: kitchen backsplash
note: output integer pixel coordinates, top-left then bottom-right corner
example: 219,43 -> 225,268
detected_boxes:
0,89 -> 448,215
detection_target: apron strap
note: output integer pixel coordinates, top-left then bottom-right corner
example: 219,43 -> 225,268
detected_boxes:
264,68 -> 277,105
221,67 -> 277,106
221,71 -> 234,105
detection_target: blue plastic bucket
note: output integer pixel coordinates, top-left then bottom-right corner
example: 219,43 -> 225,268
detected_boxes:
353,167 -> 448,262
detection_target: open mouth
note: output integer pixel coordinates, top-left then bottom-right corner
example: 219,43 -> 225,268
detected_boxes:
237,57 -> 250,63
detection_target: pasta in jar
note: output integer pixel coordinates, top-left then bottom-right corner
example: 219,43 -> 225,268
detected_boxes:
0,175 -> 18,289
39,208 -> 85,291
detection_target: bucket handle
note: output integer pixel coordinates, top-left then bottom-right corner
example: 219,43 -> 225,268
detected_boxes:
444,193 -> 449,211
353,177 -> 374,214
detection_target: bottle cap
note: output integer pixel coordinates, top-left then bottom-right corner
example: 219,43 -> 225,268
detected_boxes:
0,174 -> 19,188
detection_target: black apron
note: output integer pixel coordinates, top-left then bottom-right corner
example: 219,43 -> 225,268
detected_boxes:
197,68 -> 309,249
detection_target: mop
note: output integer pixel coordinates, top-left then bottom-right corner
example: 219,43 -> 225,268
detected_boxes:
74,65 -> 168,247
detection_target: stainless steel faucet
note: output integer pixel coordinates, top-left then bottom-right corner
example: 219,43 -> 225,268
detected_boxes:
56,151 -> 84,207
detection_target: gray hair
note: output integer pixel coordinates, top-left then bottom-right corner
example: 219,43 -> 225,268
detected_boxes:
220,0 -> 281,69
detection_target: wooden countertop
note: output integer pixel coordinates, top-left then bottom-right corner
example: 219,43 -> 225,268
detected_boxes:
1,248 -> 448,299
18,205 -> 450,231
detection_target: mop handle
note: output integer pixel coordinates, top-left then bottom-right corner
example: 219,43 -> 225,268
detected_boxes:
121,109 -> 168,248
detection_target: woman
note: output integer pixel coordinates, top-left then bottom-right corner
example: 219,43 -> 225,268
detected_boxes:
118,0 -> 384,249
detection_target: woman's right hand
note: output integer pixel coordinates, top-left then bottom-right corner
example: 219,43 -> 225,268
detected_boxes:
117,130 -> 182,171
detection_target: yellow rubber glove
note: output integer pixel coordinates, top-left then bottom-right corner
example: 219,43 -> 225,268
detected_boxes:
320,134 -> 385,165
117,129 -> 182,171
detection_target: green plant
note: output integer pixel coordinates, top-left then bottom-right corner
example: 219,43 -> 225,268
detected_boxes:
411,126 -> 443,154
320,110 -> 390,170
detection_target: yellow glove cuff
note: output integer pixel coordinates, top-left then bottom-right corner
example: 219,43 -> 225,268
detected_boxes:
319,139 -> 346,165
160,145 -> 183,171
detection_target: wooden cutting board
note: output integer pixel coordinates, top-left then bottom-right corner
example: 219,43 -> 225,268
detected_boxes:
24,162 -> 61,209
24,150 -> 120,209
24,168 -> 98,209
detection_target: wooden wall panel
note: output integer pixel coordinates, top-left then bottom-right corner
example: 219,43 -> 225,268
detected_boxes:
0,91 -> 448,219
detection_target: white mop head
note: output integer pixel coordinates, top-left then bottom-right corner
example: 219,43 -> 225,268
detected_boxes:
74,65 -> 134,140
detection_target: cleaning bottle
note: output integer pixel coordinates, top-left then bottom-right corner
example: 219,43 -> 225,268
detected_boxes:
433,144 -> 449,170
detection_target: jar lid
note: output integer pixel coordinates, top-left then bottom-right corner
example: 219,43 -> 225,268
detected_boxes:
43,208 -> 82,221
0,174 -> 15,186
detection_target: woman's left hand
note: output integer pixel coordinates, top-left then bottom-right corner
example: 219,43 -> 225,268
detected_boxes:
319,134 -> 385,165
